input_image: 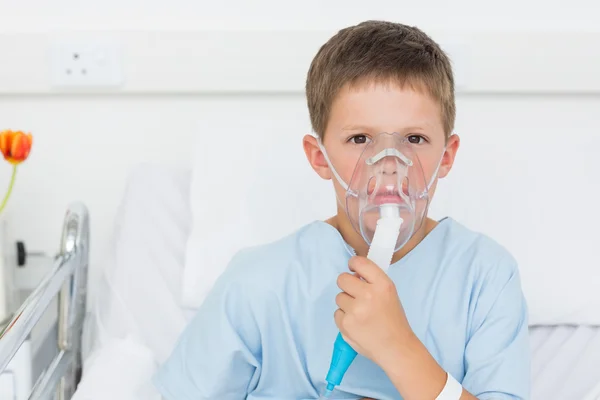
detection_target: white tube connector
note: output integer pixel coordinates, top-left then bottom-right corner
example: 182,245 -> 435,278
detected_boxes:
367,205 -> 403,273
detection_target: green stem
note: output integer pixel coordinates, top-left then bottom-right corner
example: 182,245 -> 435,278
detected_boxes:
0,165 -> 17,215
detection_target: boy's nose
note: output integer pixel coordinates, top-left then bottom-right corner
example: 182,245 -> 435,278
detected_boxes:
381,157 -> 399,175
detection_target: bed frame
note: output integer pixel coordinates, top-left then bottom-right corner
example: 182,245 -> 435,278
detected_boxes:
0,202 -> 89,399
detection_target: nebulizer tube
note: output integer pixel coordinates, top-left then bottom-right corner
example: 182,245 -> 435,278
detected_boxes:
321,204 -> 403,398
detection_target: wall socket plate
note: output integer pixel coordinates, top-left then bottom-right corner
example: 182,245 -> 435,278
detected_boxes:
49,38 -> 125,89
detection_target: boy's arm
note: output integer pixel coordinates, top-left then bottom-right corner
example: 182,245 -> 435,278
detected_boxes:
381,257 -> 530,400
378,335 -> 479,399
152,254 -> 262,400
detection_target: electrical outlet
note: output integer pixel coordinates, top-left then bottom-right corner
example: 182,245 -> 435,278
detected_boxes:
50,38 -> 125,89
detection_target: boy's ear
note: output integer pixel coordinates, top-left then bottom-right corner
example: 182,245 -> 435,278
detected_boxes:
303,134 -> 332,180
438,133 -> 460,178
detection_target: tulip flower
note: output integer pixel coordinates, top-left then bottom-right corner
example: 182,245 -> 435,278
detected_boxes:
0,130 -> 33,214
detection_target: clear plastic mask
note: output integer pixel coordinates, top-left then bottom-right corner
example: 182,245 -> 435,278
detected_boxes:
320,132 -> 439,252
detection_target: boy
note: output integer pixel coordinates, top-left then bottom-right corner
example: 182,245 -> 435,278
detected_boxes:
153,20 -> 530,399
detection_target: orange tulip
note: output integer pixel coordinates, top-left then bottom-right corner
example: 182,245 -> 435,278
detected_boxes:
0,130 -> 33,215
0,130 -> 33,165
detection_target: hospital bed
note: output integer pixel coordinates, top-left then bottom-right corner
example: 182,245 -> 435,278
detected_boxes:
0,165 -> 599,399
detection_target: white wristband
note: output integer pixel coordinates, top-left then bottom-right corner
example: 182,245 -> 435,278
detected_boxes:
435,372 -> 463,400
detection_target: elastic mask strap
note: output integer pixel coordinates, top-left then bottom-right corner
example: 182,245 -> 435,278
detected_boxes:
421,147 -> 446,197
317,139 -> 350,192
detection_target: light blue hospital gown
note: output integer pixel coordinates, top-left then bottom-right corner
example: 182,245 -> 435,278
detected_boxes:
153,218 -> 530,400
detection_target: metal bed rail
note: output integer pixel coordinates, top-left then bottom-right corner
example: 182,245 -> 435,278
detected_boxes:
0,202 -> 89,400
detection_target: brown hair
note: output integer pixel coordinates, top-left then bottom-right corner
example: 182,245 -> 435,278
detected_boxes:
306,20 -> 455,139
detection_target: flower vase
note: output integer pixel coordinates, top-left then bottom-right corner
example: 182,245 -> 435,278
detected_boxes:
0,215 -> 15,330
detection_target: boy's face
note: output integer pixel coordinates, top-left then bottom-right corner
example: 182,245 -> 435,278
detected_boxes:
304,81 -> 459,235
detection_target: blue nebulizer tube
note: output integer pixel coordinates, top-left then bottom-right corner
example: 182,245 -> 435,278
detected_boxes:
321,205 -> 403,398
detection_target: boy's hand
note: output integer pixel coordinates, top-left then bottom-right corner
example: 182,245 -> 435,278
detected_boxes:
334,256 -> 414,366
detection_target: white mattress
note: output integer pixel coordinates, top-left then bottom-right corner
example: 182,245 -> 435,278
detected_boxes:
77,164 -> 600,400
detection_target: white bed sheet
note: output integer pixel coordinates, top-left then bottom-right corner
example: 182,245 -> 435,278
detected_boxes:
74,165 -> 600,400
530,325 -> 600,400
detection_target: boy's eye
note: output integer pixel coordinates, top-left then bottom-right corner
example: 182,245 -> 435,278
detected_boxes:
407,135 -> 426,144
350,135 -> 369,144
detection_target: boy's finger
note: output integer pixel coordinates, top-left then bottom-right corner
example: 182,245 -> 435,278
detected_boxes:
335,292 -> 354,312
337,272 -> 365,296
348,256 -> 386,283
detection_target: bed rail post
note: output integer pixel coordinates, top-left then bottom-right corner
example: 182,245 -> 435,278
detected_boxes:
55,203 -> 90,400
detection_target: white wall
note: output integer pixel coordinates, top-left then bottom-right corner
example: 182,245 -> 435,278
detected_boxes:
0,0 -> 598,30
0,1 -> 599,310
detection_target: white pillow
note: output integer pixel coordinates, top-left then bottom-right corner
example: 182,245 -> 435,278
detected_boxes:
182,96 -> 336,309
91,164 -> 192,362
